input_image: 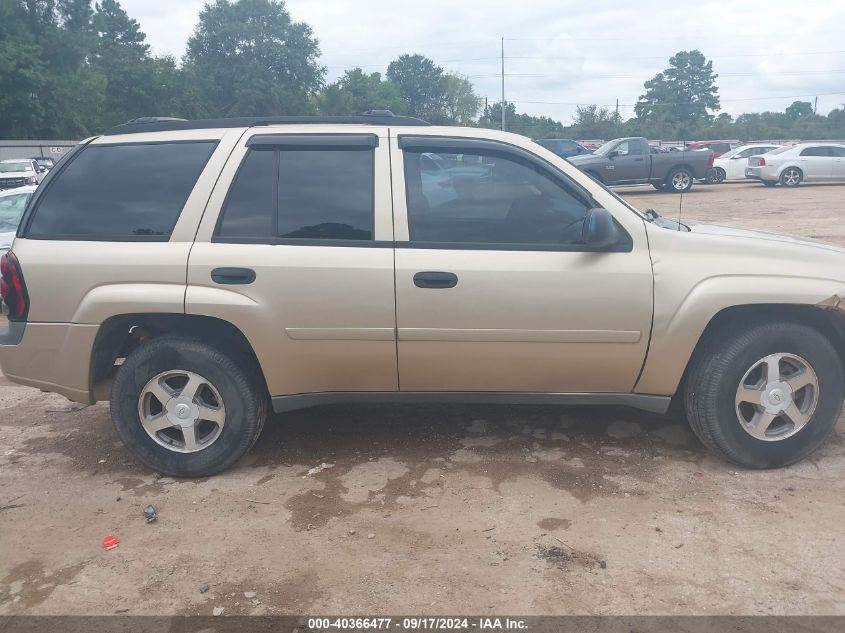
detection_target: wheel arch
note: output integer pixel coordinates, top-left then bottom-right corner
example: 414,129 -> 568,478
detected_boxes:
668,163 -> 697,177
90,313 -> 269,402
657,303 -> 845,404
779,164 -> 803,181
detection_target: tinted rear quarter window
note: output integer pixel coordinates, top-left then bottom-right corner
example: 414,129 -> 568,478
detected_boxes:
27,141 -> 216,240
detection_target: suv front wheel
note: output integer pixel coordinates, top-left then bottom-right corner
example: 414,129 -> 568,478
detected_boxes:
684,321 -> 843,468
111,337 -> 267,477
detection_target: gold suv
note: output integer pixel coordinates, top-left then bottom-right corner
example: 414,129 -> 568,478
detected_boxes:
1,114 -> 844,476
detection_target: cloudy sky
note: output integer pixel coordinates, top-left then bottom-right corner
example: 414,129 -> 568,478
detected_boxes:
121,0 -> 845,124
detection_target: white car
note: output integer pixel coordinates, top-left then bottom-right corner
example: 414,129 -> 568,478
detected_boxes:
710,144 -> 782,183
0,159 -> 44,190
0,185 -> 36,257
745,143 -> 845,187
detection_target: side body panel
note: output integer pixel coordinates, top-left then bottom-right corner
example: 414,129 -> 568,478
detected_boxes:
186,126 -> 398,397
389,127 -> 654,393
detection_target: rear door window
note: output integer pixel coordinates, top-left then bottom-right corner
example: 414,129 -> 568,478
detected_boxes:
800,146 -> 832,157
216,142 -> 375,243
26,141 -> 216,240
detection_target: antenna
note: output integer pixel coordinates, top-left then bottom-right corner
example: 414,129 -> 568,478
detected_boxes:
678,136 -> 685,231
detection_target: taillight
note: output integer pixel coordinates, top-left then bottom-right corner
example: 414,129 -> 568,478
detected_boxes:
759,158 -> 766,166
0,252 -> 29,321
709,152 -> 715,166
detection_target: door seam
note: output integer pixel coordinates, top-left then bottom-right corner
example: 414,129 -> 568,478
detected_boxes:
387,127 -> 401,391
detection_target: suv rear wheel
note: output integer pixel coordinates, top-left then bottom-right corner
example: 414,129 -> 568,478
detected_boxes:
684,321 -> 842,468
111,337 -> 267,477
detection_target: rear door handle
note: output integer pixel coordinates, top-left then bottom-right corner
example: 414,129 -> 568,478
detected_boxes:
211,267 -> 256,285
413,271 -> 458,289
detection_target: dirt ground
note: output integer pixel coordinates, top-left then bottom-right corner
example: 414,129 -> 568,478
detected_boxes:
1,182 -> 845,617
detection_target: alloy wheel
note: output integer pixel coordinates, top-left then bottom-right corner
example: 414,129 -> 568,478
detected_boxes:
672,171 -> 691,190
735,353 -> 819,441
782,168 -> 801,186
138,370 -> 226,453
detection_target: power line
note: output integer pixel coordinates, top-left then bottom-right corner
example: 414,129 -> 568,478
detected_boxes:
514,91 -> 845,107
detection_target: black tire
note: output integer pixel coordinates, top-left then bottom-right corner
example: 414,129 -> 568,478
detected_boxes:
684,321 -> 843,469
665,167 -> 694,193
780,167 -> 803,187
762,180 -> 777,187
707,167 -> 726,184
110,336 -> 267,477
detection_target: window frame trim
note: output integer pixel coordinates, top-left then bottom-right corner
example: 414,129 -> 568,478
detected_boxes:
397,134 -> 633,253
212,143 -> 378,245
20,139 -> 219,242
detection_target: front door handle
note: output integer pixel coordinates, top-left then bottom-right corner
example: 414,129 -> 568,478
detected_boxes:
413,271 -> 458,289
211,267 -> 256,285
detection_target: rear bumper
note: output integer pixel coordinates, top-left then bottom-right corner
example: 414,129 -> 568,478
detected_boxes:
0,320 -> 98,403
746,165 -> 778,181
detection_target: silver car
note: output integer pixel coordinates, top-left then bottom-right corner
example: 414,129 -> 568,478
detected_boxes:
746,143 -> 845,187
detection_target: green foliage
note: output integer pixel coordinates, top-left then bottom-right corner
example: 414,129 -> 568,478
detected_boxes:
569,105 -> 621,139
0,5 -> 842,145
442,74 -> 481,126
635,50 -> 720,137
184,0 -> 324,117
477,102 -> 567,139
386,54 -> 448,121
317,68 -> 406,116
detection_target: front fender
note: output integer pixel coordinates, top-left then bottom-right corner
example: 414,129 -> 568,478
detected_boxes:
635,273 -> 845,395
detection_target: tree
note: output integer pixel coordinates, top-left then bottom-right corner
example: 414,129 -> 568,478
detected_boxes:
570,104 -> 621,139
442,74 -> 480,125
478,101 -> 567,139
91,0 -> 163,127
184,0 -> 324,117
386,54 -> 447,121
785,100 -> 814,120
317,68 -> 405,115
635,50 -> 720,136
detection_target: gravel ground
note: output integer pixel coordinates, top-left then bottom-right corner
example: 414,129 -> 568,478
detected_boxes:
1,182 -> 844,616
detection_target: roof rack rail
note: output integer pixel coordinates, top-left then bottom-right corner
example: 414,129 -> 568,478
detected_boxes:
104,113 -> 431,136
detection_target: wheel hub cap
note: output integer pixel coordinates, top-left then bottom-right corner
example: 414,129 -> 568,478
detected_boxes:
138,370 -> 226,453
735,353 -> 818,441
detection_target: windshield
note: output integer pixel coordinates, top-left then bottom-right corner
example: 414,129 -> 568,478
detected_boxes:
592,140 -> 618,156
718,148 -> 739,160
0,192 -> 31,232
0,162 -> 32,173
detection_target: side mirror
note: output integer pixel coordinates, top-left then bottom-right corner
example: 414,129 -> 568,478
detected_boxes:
581,208 -> 621,249
608,150 -> 619,158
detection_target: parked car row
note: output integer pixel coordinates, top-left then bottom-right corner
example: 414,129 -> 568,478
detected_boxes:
540,135 -> 845,189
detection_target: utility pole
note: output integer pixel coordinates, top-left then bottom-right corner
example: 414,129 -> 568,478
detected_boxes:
814,96 -> 818,115
501,36 -> 506,131
615,98 -> 619,136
